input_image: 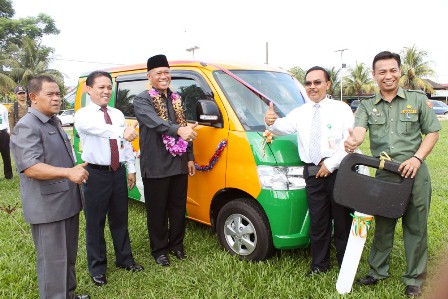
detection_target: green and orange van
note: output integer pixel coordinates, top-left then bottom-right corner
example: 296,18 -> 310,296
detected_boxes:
73,60 -> 310,260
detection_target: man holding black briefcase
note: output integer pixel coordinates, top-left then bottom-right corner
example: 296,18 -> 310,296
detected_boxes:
265,66 -> 354,275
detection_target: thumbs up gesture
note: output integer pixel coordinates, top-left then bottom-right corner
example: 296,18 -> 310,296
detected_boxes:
264,102 -> 278,125
344,128 -> 357,153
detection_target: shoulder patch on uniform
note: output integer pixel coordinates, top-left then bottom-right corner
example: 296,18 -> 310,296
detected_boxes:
426,100 -> 433,108
407,89 -> 426,95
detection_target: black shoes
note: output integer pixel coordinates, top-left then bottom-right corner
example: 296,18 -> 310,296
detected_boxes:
357,275 -> 421,297
307,268 -> 328,276
91,263 -> 142,287
405,285 -> 422,297
117,263 -> 144,272
357,275 -> 379,285
75,295 -> 90,299
91,274 -> 107,286
155,254 -> 170,267
170,250 -> 187,260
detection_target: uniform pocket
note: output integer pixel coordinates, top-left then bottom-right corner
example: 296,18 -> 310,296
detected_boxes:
40,179 -> 69,195
398,113 -> 419,135
367,115 -> 387,138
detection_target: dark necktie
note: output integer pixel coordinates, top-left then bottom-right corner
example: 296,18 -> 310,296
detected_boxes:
100,107 -> 120,171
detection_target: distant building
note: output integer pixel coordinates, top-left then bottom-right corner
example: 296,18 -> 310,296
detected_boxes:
425,79 -> 448,103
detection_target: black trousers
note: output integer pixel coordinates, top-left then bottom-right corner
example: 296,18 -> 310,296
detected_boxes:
143,174 -> 188,258
82,164 -> 134,276
0,130 -> 13,179
304,167 -> 353,271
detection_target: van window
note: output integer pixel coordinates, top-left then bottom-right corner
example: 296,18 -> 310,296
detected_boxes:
214,70 -> 305,131
115,73 -> 211,122
116,80 -> 147,118
170,78 -> 208,122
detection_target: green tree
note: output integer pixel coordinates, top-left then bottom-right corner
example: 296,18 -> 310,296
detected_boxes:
0,0 -> 59,49
288,66 -> 306,84
0,0 -> 14,18
5,37 -> 64,91
400,45 -> 435,92
327,67 -> 340,99
1,0 -> 60,98
343,62 -> 375,100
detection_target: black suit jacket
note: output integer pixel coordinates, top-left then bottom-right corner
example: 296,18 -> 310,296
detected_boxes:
134,90 -> 194,179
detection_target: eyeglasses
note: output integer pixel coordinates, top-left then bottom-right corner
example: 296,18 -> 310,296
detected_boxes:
304,80 -> 327,87
16,92 -> 26,95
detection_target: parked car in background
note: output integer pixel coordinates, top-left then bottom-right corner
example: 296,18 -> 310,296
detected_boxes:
57,109 -> 75,126
430,100 -> 448,115
350,100 -> 360,112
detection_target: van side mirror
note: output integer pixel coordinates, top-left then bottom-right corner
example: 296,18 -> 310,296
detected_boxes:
196,99 -> 223,128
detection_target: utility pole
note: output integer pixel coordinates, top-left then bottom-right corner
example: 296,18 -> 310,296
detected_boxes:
265,42 -> 269,64
335,48 -> 348,101
186,46 -> 200,58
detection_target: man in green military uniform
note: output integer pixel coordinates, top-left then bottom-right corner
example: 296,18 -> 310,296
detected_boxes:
8,86 -> 29,133
345,51 -> 440,298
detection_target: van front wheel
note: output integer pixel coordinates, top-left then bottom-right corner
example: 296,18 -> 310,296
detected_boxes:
216,199 -> 274,261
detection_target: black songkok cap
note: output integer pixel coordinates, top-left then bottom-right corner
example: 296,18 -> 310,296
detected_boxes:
147,54 -> 169,72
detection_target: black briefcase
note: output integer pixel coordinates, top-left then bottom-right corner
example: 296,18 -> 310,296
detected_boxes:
333,153 -> 414,219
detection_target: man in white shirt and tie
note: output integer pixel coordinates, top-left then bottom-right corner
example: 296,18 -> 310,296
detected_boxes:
75,71 -> 143,287
264,66 -> 354,275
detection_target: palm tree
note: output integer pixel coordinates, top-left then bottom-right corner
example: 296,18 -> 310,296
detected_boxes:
288,66 -> 306,84
5,37 -> 65,89
343,62 -> 375,100
400,45 -> 435,93
0,46 -> 17,97
327,67 -> 340,98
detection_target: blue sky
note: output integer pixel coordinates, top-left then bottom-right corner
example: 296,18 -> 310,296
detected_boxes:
12,0 -> 448,86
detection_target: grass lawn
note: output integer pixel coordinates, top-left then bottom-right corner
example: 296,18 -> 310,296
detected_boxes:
0,122 -> 447,298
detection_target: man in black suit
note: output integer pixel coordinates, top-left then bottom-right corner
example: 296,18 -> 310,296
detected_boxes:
134,54 -> 197,266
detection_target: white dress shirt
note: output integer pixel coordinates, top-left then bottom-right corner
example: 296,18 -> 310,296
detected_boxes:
0,104 -> 10,133
269,97 -> 354,172
75,102 -> 136,173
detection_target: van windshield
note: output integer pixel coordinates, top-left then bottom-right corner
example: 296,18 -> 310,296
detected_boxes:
214,70 -> 306,131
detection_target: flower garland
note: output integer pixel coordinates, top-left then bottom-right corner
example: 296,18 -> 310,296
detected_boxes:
149,88 -> 188,156
195,139 -> 228,171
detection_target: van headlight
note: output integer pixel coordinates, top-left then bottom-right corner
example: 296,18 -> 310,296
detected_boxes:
257,166 -> 306,190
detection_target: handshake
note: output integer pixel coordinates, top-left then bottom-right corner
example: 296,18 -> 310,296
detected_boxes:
123,122 -> 139,142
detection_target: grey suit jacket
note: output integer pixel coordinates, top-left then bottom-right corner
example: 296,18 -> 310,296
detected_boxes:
10,108 -> 82,224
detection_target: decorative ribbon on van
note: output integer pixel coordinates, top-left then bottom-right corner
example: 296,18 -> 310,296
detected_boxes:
195,139 -> 227,171
149,88 -> 188,156
261,130 -> 273,157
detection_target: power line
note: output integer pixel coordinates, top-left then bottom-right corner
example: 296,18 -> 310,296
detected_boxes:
50,57 -> 125,66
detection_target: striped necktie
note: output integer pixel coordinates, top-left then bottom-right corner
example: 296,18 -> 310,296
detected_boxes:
309,104 -> 321,166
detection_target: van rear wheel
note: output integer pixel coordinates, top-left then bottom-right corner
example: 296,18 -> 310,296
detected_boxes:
216,199 -> 274,261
